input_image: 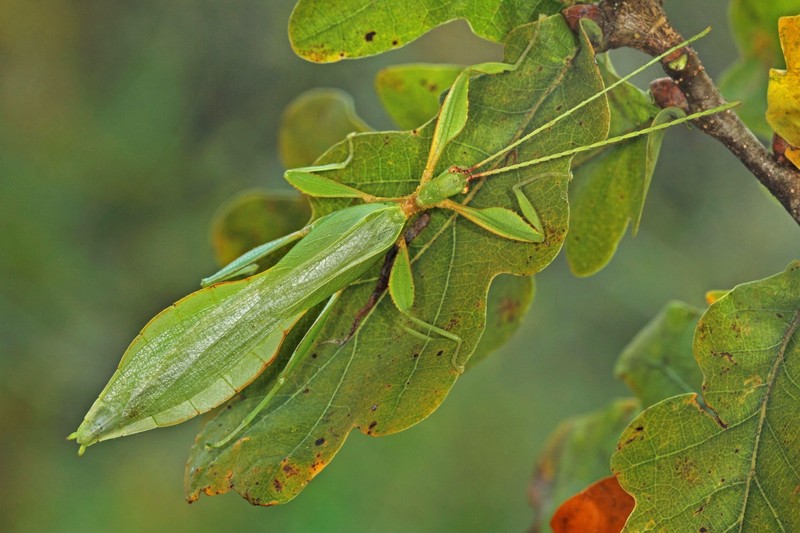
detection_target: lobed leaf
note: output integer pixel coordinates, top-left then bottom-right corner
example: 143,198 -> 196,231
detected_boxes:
289,0 -> 561,62
210,191 -> 311,270
566,56 -> 673,277
376,64 -> 463,129
529,399 -> 640,532
615,300 -> 704,409
187,15 -> 610,505
612,261 -> 800,531
279,88 -> 371,169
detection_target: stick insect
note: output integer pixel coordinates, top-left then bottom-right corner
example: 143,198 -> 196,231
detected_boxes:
70,26 -> 734,455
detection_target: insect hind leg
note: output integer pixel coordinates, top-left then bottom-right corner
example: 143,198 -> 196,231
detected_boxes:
400,313 -> 464,374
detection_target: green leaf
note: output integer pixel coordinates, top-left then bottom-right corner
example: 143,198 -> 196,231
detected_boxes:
566,56 -> 673,277
186,15 -> 610,505
720,0 -> 799,138
279,88 -> 370,169
376,64 -> 463,129
467,273 -> 534,369
530,399 -> 641,531
615,300 -> 704,409
210,190 -> 311,270
612,261 -> 800,531
288,0 -> 562,62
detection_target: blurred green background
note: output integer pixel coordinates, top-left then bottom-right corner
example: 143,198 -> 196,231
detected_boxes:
1,1 -> 797,531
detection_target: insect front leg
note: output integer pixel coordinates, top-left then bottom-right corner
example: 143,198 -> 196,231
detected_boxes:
201,223 -> 317,287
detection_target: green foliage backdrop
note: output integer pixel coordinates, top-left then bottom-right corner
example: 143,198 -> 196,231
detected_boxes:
0,0 -> 797,530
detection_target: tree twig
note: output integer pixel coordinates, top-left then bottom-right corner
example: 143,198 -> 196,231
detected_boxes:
573,0 -> 800,224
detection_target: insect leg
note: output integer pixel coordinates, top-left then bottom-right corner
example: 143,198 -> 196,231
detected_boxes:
510,171 -> 563,236
205,292 -> 342,449
200,222 -> 319,287
399,313 -> 465,373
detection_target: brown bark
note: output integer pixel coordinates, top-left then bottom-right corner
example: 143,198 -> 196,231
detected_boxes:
576,0 -> 800,224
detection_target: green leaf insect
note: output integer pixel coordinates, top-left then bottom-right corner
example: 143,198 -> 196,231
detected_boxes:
70,26 -> 734,455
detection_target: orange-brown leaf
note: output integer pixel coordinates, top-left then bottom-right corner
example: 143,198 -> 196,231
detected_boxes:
550,476 -> 634,533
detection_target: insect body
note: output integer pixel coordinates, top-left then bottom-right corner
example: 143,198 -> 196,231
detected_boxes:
69,203 -> 408,453
70,26 -> 734,453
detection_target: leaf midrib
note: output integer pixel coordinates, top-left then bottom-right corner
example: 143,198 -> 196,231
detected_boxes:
735,307 -> 800,532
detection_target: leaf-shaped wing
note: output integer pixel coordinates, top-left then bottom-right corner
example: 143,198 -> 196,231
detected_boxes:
187,15 -> 610,505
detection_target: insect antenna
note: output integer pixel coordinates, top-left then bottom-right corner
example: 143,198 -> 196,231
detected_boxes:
465,27 -> 712,177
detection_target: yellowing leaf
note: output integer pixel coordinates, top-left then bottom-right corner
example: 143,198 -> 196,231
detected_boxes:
766,15 -> 800,167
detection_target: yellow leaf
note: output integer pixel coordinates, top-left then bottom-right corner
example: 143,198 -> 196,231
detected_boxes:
766,15 -> 800,162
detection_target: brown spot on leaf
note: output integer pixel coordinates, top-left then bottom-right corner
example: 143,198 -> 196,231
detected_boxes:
675,457 -> 700,484
310,460 -> 326,474
273,478 -> 283,492
693,505 -> 705,515
315,437 -> 325,446
365,31 -> 376,42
